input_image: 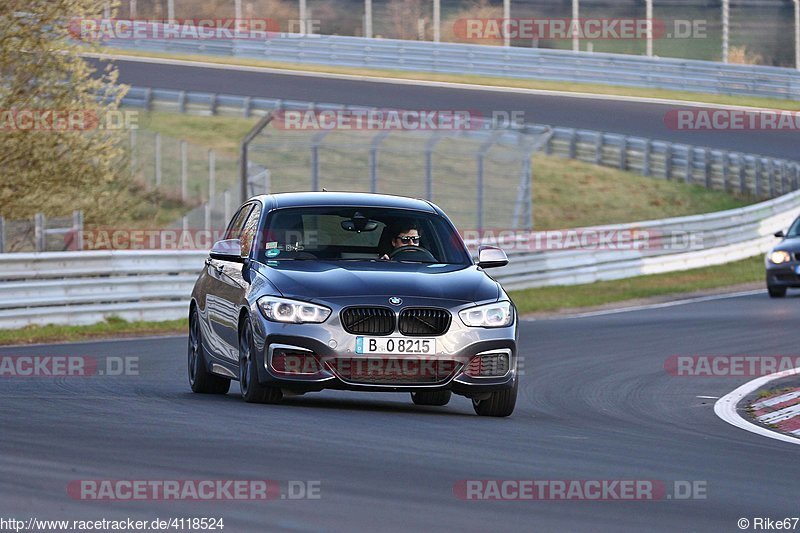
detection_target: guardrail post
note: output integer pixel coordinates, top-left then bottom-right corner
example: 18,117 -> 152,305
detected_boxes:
210,93 -> 218,116
738,155 -> 747,194
568,129 -> 577,159
642,140 -> 652,176
0,216 -> 5,253
178,90 -> 187,113
685,147 -> 693,183
72,210 -> 84,251
34,213 -> 45,252
794,163 -> 799,191
144,88 -> 152,111
755,158 -> 762,197
181,140 -> 188,202
476,153 -> 484,232
768,159 -> 776,197
155,132 -> 162,188
618,137 -> 628,170
243,96 -> 252,118
264,168 -> 271,195
780,161 -> 788,195
720,153 -> 729,192
208,149 -> 216,208
204,202 -> 211,232
703,149 -> 711,189
664,144 -> 673,180
594,133 -> 603,164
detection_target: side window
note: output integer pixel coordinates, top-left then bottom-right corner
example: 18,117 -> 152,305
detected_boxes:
240,204 -> 262,258
224,204 -> 254,241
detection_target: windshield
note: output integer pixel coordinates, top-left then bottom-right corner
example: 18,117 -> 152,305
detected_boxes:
787,217 -> 800,238
256,206 -> 471,265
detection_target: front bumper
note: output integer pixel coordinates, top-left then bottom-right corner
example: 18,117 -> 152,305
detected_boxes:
249,309 -> 518,397
766,262 -> 800,288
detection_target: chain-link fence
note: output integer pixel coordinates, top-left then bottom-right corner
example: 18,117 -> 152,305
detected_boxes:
0,212 -> 84,253
240,120 -> 548,233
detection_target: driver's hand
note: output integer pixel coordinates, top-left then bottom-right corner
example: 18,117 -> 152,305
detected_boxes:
380,254 -> 390,260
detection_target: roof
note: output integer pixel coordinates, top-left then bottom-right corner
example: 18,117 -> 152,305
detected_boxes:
254,192 -> 437,212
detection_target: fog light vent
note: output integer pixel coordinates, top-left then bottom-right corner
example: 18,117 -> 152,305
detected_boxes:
466,353 -> 510,377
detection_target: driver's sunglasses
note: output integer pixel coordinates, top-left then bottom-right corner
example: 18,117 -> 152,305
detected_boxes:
397,236 -> 420,244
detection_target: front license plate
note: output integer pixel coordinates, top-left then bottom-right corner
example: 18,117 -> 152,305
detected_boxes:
356,337 -> 436,355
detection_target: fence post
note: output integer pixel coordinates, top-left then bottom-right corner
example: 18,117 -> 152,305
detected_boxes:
208,149 -> 216,208
155,132 -> 162,188
34,213 -> 45,252
0,216 -> 4,253
130,129 -> 137,178
73,210 -> 84,251
642,140 -> 652,176
181,140 -> 188,202
224,189 -> 232,224
618,136 -> 628,170
369,131 -> 390,194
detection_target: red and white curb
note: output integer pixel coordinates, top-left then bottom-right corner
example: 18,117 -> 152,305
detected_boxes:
750,389 -> 800,436
714,367 -> 800,446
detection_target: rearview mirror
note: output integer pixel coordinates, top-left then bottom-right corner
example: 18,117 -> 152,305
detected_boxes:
209,239 -> 245,262
477,246 -> 509,269
775,230 -> 786,238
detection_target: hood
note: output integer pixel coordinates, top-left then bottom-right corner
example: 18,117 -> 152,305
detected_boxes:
254,260 -> 499,303
772,236 -> 800,253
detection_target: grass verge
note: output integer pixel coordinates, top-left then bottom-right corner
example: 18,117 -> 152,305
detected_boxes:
105,48 -> 800,112
510,255 -> 764,314
0,317 -> 188,346
138,111 -> 756,231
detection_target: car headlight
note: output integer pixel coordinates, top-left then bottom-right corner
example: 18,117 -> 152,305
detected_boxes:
459,301 -> 514,328
258,297 -> 331,324
769,250 -> 792,264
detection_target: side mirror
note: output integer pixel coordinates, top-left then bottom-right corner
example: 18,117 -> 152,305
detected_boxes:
775,230 -> 786,238
209,239 -> 245,262
477,246 -> 509,269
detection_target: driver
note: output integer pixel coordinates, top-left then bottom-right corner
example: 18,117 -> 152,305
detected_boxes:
381,224 -> 420,260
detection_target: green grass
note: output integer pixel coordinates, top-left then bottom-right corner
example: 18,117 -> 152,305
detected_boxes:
0,317 -> 188,346
106,48 -> 800,112
509,255 -> 764,314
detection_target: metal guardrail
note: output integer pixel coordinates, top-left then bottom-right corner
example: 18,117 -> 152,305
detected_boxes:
1,189 -> 796,329
106,32 -> 800,100
123,86 -> 800,200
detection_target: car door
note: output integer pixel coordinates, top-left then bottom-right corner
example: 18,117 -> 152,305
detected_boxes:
204,203 -> 254,362
216,202 -> 263,354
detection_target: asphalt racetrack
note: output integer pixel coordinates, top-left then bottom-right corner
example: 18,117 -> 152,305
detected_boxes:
2,293 -> 798,532
96,56 -> 800,160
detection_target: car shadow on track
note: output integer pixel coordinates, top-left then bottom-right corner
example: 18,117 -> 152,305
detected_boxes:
177,390 -> 478,417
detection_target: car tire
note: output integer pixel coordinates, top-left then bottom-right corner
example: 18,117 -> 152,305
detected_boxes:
188,309 -> 231,394
768,285 -> 787,298
472,379 -> 518,417
410,390 -> 452,406
238,318 -> 282,404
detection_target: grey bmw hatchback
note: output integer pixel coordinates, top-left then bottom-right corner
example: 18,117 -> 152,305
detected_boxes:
188,192 -> 519,416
